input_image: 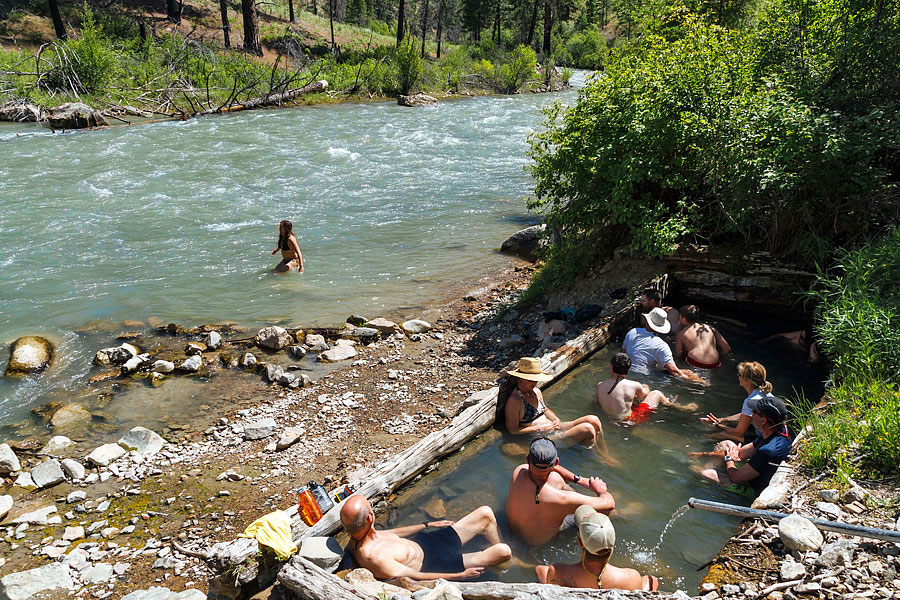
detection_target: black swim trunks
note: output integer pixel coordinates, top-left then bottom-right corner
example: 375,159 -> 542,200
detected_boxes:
410,526 -> 465,574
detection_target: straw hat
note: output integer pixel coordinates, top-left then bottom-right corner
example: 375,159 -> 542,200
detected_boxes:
643,307 -> 671,334
505,357 -> 553,382
575,505 -> 616,554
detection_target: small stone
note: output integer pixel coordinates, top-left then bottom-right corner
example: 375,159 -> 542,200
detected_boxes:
14,472 -> 35,489
88,443 -> 126,467
843,486 -> 867,503
721,584 -> 740,595
243,418 -> 277,440
276,426 -> 304,450
60,458 -> 86,480
868,560 -> 885,576
67,490 -> 87,504
816,502 -> 842,519
240,352 -> 257,367
63,526 -> 85,541
40,435 -> 76,456
177,355 -> 202,372
289,345 -> 307,358
780,560 -> 806,580
819,489 -> 840,502
305,334 -> 326,347
204,331 -> 222,350
218,490 -> 230,497
0,495 -> 13,519
794,582 -> 821,595
701,592 -> 719,600
257,326 -> 293,350
318,345 -> 358,362
185,341 -> 207,355
81,563 -> 114,584
0,443 -> 22,474
500,334 -> 524,348
101,527 -> 120,538
121,525 -> 135,534
779,515 -> 824,551
845,501 -> 866,515
701,583 -> 716,592
11,504 -> 57,525
151,360 -> 175,373
401,319 -> 432,334
423,497 -> 446,519
816,539 -> 857,567
118,426 -> 165,456
87,520 -> 107,533
113,562 -> 130,575
30,459 -> 66,488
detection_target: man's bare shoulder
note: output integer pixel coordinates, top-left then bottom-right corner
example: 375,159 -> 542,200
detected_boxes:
546,563 -> 589,588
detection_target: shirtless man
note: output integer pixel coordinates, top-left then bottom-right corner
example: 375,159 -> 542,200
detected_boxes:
675,305 -> 731,369
640,289 -> 682,338
339,495 -> 511,581
597,353 -> 697,424
536,505 -> 659,591
507,438 -> 615,546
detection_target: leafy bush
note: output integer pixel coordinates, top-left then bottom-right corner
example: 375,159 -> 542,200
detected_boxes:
45,5 -> 119,93
394,34 -> 423,95
560,67 -> 573,84
564,25 -> 606,69
498,45 -> 537,93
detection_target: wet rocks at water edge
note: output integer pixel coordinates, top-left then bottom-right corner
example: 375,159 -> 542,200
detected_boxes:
152,359 -> 175,373
177,354 -> 202,372
398,93 -> 437,107
119,426 -> 166,456
30,459 -> 66,489
46,102 -> 109,129
401,319 -> 432,334
0,443 -> 21,474
257,326 -> 293,350
0,100 -> 43,122
94,342 -> 140,366
88,443 -> 127,467
49,402 -> 92,428
4,335 -> 54,376
500,224 -> 547,262
319,344 -> 358,362
39,435 -> 75,455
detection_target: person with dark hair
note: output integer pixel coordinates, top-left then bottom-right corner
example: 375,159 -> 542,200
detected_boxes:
536,505 -> 659,591
640,289 -> 682,337
675,305 -> 730,369
271,219 -> 304,274
339,495 -> 511,581
692,396 -> 792,498
507,439 -> 615,546
597,353 -> 697,424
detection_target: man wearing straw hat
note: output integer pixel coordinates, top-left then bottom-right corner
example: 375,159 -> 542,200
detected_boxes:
536,505 -> 660,591
507,438 -> 615,546
623,307 -> 705,384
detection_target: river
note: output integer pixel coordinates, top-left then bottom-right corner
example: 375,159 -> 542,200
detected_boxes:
0,73 -> 590,429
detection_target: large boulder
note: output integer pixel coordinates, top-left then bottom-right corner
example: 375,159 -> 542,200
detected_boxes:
0,443 -> 21,474
257,326 -> 293,350
500,224 -> 547,262
49,403 -> 92,428
0,562 -> 74,600
46,102 -> 109,129
398,93 -> 437,107
30,459 -> 66,489
5,336 -> 54,377
341,327 -> 379,344
298,537 -> 343,571
0,100 -> 43,123
118,426 -> 165,457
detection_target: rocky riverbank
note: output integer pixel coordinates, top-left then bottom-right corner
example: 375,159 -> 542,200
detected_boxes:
0,256 -> 666,599
699,448 -> 900,600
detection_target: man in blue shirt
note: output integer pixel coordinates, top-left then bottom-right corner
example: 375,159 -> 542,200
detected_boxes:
623,307 -> 705,383
694,396 -> 792,497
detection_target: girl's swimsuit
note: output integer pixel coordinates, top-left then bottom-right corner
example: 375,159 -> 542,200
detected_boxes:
518,393 -> 547,426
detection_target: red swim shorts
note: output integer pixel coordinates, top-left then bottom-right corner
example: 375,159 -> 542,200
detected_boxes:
629,402 -> 655,424
686,354 -> 722,369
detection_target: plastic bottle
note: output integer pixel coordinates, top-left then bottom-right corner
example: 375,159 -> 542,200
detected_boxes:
297,486 -> 323,526
332,484 -> 354,504
308,481 -> 335,514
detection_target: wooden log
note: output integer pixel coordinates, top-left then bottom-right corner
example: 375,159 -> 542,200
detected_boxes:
277,556 -> 375,600
456,581 -> 682,599
199,80 -> 328,116
207,274 -> 667,594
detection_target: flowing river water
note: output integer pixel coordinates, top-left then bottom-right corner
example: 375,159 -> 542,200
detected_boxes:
0,72 -> 589,428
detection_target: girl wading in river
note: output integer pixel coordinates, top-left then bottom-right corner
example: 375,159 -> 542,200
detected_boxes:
271,220 -> 304,274
502,358 -> 613,462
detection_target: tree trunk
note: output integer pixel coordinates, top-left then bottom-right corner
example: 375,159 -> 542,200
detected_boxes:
329,0 -> 336,50
526,0 -> 538,46
312,0 -> 317,16
139,21 -> 148,49
396,0 -> 406,45
436,0 -> 444,58
420,0 -> 429,57
220,0 -> 232,48
542,0 -> 552,56
167,0 -> 182,24
47,0 -> 67,40
242,0 -> 262,55
289,0 -> 295,22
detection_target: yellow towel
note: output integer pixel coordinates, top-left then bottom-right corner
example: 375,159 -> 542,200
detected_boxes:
239,511 -> 298,560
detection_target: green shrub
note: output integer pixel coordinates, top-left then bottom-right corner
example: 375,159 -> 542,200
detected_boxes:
564,25 -> 606,69
560,67 -> 573,84
395,34 -> 423,95
499,45 -> 537,94
45,5 -> 119,93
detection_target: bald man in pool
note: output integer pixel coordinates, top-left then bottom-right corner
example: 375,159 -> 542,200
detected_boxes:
339,495 -> 511,581
507,438 -> 615,546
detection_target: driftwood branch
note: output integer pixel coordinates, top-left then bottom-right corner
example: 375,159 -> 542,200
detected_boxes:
278,556 -> 375,600
199,79 -> 327,115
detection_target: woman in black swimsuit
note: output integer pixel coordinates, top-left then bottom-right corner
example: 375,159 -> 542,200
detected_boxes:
502,357 -> 605,449
271,220 -> 304,274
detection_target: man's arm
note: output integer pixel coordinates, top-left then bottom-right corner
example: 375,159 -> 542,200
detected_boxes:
675,331 -> 685,359
723,443 -> 760,484
554,480 -> 615,513
714,328 -> 731,358
664,361 -> 706,384
386,521 -> 453,538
